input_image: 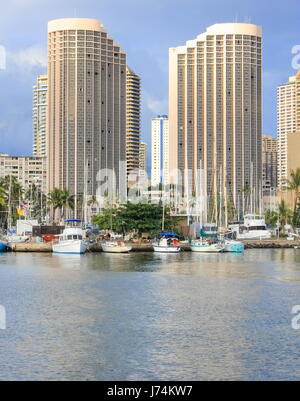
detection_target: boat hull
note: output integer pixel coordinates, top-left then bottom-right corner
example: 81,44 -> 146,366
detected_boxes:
101,244 -> 132,253
53,240 -> 87,254
0,241 -> 7,252
190,244 -> 224,253
224,241 -> 245,253
153,245 -> 181,253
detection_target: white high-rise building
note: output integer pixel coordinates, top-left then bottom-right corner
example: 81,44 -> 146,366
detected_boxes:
151,115 -> 169,187
33,75 -> 48,157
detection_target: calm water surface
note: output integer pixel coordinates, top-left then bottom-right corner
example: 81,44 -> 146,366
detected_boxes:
1,249 -> 300,381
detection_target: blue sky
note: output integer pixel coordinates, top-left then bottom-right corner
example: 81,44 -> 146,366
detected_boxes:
0,0 -> 299,159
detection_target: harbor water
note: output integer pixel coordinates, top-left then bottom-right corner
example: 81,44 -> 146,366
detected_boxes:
1,250 -> 300,381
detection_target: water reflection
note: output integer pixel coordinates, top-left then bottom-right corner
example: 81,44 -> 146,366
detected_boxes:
1,249 -> 300,380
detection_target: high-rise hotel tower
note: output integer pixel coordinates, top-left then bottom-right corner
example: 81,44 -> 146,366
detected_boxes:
169,23 -> 262,211
126,67 -> 141,175
47,18 -> 127,203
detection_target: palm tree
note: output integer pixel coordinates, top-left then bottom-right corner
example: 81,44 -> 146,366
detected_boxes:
60,189 -> 75,219
264,210 -> 278,228
278,200 -> 292,231
48,188 -> 75,221
285,168 -> 300,224
0,175 -> 24,226
88,195 -> 97,208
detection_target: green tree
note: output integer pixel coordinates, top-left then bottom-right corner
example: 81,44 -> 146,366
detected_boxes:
48,188 -> 75,220
278,200 -> 292,231
264,210 -> 278,228
25,183 -> 48,220
0,175 -> 24,226
92,202 -> 181,237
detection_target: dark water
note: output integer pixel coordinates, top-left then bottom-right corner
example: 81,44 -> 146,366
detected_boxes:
1,249 -> 300,381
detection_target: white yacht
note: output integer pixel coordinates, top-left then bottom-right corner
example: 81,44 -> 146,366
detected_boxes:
229,214 -> 272,240
190,239 -> 224,253
101,241 -> 132,253
52,220 -> 87,254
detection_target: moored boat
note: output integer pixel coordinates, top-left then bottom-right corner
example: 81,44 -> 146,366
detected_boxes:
153,233 -> 181,253
223,240 -> 245,253
52,220 -> 87,255
101,241 -> 132,253
0,240 -> 7,252
229,214 -> 272,240
190,239 -> 224,253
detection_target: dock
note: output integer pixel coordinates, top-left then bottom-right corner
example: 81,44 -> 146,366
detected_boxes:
6,239 -> 300,253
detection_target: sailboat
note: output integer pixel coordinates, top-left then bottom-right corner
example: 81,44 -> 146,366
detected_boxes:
190,238 -> 224,253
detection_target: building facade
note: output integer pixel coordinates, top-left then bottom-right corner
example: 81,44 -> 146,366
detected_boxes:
169,23 -> 263,214
47,18 -> 127,208
126,67 -> 141,175
0,154 -> 47,193
262,135 -> 278,193
277,75 -> 297,188
33,75 -> 48,157
151,115 -> 169,187
139,141 -> 147,172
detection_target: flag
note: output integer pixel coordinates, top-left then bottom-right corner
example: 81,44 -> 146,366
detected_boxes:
20,201 -> 29,212
17,208 -> 25,217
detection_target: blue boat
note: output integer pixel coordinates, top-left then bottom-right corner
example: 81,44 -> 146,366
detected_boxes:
0,240 -> 7,252
224,240 -> 245,253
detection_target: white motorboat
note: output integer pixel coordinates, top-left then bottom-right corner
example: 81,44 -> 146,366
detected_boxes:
101,241 -> 132,253
190,239 -> 224,253
153,235 -> 181,253
229,214 -> 272,240
52,220 -> 87,254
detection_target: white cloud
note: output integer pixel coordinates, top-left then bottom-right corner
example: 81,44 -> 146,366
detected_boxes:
144,94 -> 168,116
8,45 -> 47,72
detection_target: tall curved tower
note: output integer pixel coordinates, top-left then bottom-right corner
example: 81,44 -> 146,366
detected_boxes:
169,23 -> 263,217
47,18 -> 127,209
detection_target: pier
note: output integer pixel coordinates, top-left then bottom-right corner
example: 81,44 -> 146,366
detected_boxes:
6,239 -> 300,253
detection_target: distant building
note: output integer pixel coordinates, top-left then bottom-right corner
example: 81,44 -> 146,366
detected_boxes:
262,135 -> 278,194
33,75 -> 48,157
126,67 -> 141,176
287,132 -> 300,175
151,115 -> 169,187
0,154 -> 47,193
277,73 -> 298,187
139,141 -> 147,172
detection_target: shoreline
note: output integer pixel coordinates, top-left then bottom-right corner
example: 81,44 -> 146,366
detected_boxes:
5,239 -> 300,253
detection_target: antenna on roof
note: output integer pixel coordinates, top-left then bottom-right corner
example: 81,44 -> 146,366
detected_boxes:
244,16 -> 251,23
235,13 -> 238,23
